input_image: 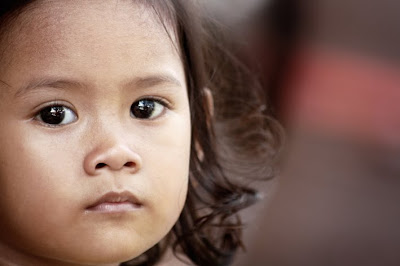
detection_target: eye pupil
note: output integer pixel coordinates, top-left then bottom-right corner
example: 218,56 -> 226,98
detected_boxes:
131,100 -> 155,119
40,106 -> 65,124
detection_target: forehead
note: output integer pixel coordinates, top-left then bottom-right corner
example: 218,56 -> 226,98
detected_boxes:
6,0 -> 173,39
0,0 -> 180,79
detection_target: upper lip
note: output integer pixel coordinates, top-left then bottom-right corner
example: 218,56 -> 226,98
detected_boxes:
86,191 -> 142,209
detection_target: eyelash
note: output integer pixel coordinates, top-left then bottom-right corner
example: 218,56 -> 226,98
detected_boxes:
130,97 -> 170,120
33,101 -> 78,127
33,97 -> 171,127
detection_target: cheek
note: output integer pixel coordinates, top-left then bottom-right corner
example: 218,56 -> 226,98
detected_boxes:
0,127 -> 79,202
143,117 -> 191,223
0,127 -> 83,252
136,115 -> 190,227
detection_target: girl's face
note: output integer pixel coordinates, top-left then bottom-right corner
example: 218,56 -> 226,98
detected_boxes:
0,1 -> 190,265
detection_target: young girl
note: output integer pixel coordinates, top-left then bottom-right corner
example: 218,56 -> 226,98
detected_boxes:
0,1 -> 278,265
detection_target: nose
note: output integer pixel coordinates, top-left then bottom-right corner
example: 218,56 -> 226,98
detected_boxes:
84,143 -> 142,176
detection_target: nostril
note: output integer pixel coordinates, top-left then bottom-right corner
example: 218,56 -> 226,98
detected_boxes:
95,163 -> 107,169
124,162 -> 135,167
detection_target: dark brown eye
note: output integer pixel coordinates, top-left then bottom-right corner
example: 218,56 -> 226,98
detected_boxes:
37,106 -> 77,125
130,99 -> 164,119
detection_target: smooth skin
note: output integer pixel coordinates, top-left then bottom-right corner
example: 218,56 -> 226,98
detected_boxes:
0,1 -> 191,265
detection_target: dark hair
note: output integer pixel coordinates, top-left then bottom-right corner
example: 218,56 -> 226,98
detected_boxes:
0,1 -> 280,265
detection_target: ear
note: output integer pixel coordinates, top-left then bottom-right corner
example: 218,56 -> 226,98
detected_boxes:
195,88 -> 214,162
203,87 -> 214,117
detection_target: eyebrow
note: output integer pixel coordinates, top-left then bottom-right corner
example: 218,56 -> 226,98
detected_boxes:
14,74 -> 183,98
132,74 -> 183,89
14,78 -> 85,98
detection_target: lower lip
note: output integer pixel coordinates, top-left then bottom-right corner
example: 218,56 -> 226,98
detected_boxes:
86,202 -> 141,213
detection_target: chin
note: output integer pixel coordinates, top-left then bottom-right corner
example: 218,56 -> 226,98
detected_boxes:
49,238 -> 152,266
60,249 -> 144,266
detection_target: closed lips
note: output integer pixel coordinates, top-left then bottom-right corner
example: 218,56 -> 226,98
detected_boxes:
86,191 -> 142,212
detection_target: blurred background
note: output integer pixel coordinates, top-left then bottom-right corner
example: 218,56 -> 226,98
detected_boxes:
199,1 -> 400,266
